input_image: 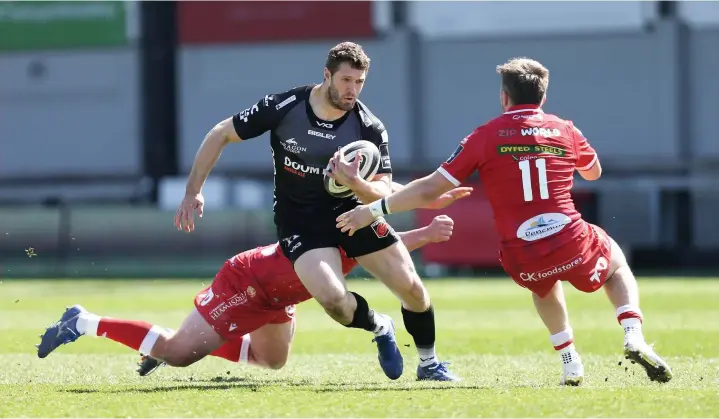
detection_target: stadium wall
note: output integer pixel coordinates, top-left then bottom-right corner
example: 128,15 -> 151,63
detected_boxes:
2,1 -> 719,277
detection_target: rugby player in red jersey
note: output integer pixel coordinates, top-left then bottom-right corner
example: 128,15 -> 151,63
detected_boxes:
336,57 -> 672,386
36,184 -> 468,377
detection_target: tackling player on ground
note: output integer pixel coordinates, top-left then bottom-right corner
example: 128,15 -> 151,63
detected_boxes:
336,57 -> 672,386
174,42 -> 463,381
37,213 -> 459,377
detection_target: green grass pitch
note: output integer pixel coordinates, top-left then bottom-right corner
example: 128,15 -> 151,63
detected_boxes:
0,277 -> 717,417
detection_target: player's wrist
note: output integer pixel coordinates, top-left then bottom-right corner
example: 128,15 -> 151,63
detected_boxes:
345,175 -> 366,192
185,187 -> 202,197
417,227 -> 434,243
368,198 -> 391,218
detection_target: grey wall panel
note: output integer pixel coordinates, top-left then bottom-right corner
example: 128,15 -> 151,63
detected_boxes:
693,188 -> 719,249
0,50 -> 140,177
688,28 -> 719,166
178,33 -> 412,174
420,28 -> 681,170
409,1 -> 655,40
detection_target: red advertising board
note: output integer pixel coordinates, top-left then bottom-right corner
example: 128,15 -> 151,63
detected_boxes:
416,184 -> 502,268
178,1 -> 375,45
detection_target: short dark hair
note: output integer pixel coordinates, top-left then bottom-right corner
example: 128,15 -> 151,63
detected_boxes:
326,42 -> 370,75
496,57 -> 549,106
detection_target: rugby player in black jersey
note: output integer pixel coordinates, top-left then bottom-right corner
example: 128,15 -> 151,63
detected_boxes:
175,42 -> 463,381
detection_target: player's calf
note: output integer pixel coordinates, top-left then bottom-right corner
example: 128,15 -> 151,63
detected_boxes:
138,327 -> 294,376
149,309 -> 224,367
38,304 -> 223,369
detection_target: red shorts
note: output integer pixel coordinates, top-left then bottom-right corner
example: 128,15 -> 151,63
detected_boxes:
501,223 -> 613,298
194,261 -> 295,343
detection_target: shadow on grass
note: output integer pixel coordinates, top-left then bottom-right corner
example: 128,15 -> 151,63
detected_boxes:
60,375 -> 533,394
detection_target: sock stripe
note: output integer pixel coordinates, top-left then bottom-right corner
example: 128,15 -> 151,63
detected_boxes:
616,304 -> 643,318
239,334 -> 251,363
138,325 -> 163,355
549,328 -> 573,348
616,304 -> 643,325
553,339 -> 574,351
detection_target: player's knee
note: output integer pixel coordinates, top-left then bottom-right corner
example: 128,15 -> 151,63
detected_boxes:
393,269 -> 430,310
414,282 -> 430,306
398,278 -> 429,310
262,355 -> 288,370
314,289 -> 347,310
316,291 -> 353,319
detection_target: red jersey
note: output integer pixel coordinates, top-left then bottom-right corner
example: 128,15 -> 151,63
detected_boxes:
438,105 -> 598,263
226,243 -> 358,309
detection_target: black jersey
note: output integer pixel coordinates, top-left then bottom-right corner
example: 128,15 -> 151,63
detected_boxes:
232,85 -> 391,224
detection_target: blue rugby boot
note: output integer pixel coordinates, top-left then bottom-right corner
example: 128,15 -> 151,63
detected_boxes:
37,304 -> 87,358
417,361 -> 461,382
372,315 -> 403,380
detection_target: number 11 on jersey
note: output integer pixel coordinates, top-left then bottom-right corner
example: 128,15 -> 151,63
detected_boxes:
518,158 -> 549,202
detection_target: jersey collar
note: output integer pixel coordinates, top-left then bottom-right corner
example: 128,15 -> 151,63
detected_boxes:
503,104 -> 543,115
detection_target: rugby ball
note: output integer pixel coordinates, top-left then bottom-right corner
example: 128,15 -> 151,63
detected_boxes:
324,140 -> 381,198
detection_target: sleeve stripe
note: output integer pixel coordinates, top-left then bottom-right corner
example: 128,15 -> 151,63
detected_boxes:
437,167 -> 461,187
577,154 -> 598,171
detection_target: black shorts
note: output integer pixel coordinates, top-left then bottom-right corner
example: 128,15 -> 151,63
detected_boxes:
276,202 -> 399,263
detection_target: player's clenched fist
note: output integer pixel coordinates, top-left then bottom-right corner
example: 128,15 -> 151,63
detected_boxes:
426,215 -> 454,243
175,193 -> 204,233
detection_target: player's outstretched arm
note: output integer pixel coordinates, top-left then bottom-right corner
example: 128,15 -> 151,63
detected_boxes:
176,117 -> 240,232
390,181 -> 473,210
396,215 -> 454,252
176,91 -> 291,232
386,172 -> 457,213
185,117 -> 241,196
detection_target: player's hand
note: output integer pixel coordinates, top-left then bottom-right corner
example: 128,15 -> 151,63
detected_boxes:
327,150 -> 362,189
336,204 -> 374,236
422,187 -> 473,210
175,193 -> 204,233
425,215 -> 454,243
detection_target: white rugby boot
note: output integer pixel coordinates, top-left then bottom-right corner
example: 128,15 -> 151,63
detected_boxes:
623,333 -> 673,383
559,351 -> 584,386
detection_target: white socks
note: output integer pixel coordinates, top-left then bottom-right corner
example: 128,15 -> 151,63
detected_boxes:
75,313 -> 101,336
418,346 -> 437,367
371,313 -> 393,337
616,304 -> 644,340
550,328 -> 581,364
